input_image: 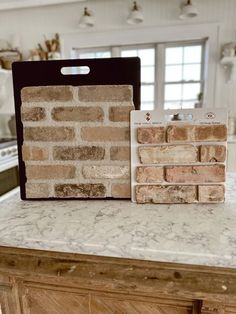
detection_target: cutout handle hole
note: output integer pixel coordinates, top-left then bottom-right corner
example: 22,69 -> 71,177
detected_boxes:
61,66 -> 90,75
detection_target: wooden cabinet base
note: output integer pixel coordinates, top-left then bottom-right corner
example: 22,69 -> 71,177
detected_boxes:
0,246 -> 236,313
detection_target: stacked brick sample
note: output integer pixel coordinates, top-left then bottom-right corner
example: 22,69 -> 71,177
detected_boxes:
131,111 -> 227,204
20,85 -> 134,199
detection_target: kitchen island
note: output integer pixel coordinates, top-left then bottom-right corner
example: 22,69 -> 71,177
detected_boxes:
0,173 -> 236,313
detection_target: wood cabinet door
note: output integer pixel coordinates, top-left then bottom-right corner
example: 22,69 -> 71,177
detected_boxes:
21,285 -> 198,314
21,287 -> 90,314
90,295 -> 196,314
0,287 -> 18,314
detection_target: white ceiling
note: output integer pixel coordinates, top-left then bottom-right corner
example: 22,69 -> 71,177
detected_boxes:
0,0 -> 87,11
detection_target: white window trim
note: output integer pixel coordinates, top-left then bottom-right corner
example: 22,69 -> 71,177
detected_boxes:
60,23 -> 220,109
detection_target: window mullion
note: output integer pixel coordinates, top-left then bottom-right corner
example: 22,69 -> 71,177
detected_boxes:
156,43 -> 165,110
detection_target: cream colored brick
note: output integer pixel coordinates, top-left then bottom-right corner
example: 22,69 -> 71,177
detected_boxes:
82,165 -> 130,179
139,145 -> 198,164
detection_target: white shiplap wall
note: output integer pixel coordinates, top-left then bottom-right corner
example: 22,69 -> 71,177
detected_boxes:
0,0 -> 235,115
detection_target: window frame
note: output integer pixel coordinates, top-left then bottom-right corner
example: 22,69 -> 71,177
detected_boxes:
71,39 -> 207,110
160,39 -> 207,110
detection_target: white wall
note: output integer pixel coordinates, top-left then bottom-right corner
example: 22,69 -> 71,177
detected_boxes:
0,0 -> 236,116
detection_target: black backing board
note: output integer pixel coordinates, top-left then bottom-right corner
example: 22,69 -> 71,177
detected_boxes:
12,57 -> 140,200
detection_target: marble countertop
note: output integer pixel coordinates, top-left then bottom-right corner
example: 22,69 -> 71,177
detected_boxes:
1,174 -> 236,269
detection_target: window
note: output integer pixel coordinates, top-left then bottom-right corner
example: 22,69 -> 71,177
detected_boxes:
164,42 -> 204,109
72,40 -> 206,110
121,47 -> 155,110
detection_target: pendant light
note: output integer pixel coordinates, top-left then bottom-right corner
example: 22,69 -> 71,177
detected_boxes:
179,0 -> 199,19
127,1 -> 144,25
79,7 -> 94,28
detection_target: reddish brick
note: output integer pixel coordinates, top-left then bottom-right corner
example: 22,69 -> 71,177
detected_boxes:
24,127 -> 75,142
109,106 -> 133,122
26,165 -> 76,180
78,85 -> 132,102
167,124 -> 227,143
110,146 -> 130,161
136,167 -> 164,183
21,86 -> 73,102
81,127 -> 130,142
111,183 -> 131,198
136,185 -> 197,204
51,106 -> 104,122
198,185 -> 225,203
137,127 -> 165,144
165,165 -> 225,183
138,145 -> 198,164
200,145 -> 226,162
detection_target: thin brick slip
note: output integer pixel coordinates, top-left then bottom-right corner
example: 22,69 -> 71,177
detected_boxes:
82,165 -> 130,179
138,145 -> 198,164
136,185 -> 197,204
21,86 -> 73,102
53,146 -> 105,161
51,107 -> 104,122
81,127 -> 130,142
21,84 -> 134,199
110,146 -> 130,161
136,167 -> 164,183
198,185 -> 225,203
137,127 -> 165,144
25,183 -> 49,198
21,107 -> 46,121
200,145 -> 226,162
78,85 -> 132,102
167,124 -> 227,143
24,127 -> 75,141
109,106 -> 133,122
26,165 -> 76,180
111,183 -> 131,198
165,165 -> 225,183
55,184 -> 106,198
22,145 -> 48,161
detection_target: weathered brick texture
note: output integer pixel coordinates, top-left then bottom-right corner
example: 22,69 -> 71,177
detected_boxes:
198,185 -> 225,203
136,167 -> 164,183
51,107 -> 104,122
137,127 -> 165,144
26,165 -> 76,180
165,165 -> 225,183
22,145 -> 48,161
55,184 -> 106,198
167,124 -> 227,143
24,127 -> 75,142
82,165 -> 129,179
21,86 -> 73,102
200,145 -> 226,162
21,85 -> 133,198
53,146 -> 105,160
111,183 -> 131,198
78,85 -> 132,102
109,106 -> 133,122
25,183 -> 49,198
136,185 -> 197,204
21,107 -> 46,121
81,127 -> 130,142
110,146 -> 130,161
139,145 -> 198,164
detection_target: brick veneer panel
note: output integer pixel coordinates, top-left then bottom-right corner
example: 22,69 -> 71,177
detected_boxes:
135,123 -> 227,204
21,85 -> 134,199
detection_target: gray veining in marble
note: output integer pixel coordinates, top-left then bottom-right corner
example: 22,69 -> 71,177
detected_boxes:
1,174 -> 236,269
